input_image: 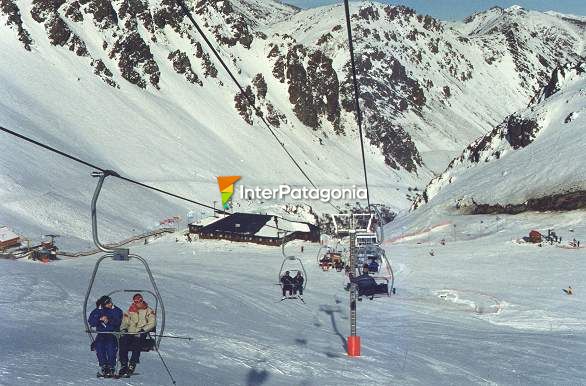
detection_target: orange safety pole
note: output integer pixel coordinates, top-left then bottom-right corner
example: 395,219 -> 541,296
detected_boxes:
347,230 -> 361,357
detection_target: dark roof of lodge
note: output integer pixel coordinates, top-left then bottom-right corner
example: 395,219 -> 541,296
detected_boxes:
200,213 -> 274,235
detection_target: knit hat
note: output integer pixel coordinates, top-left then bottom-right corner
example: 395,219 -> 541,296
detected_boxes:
96,295 -> 112,308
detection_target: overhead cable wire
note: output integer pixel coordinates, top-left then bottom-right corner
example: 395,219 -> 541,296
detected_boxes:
0,125 -> 222,214
0,125 -> 314,231
343,0 -> 371,212
174,0 -> 341,214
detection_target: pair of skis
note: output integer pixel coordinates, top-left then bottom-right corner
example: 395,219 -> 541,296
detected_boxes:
278,295 -> 305,304
96,371 -> 137,379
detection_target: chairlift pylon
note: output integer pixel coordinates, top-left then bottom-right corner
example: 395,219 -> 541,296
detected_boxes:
82,170 -> 166,349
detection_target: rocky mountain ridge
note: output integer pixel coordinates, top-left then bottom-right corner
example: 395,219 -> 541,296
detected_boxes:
411,61 -> 586,213
2,1 -> 585,178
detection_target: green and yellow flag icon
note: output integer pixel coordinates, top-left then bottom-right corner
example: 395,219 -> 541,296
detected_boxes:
217,176 -> 240,209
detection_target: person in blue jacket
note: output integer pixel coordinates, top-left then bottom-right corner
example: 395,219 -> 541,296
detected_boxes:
88,295 -> 123,377
367,258 -> 379,273
352,265 -> 378,297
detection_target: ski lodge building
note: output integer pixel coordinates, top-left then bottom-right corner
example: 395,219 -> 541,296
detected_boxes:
188,213 -> 319,246
0,226 -> 21,250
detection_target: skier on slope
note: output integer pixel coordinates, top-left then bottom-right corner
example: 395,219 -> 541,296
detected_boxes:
118,293 -> 156,377
292,271 -> 304,300
280,271 -> 294,300
88,295 -> 123,377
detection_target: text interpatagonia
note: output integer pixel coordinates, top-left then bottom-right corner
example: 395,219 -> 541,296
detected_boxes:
239,184 -> 367,202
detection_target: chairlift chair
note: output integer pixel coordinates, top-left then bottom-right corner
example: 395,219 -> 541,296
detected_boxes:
316,245 -> 331,268
354,244 -> 395,298
332,213 -> 373,236
317,240 -> 346,271
82,171 -> 166,351
355,231 -> 379,247
363,204 -> 386,241
278,232 -> 307,298
82,171 -> 182,385
278,256 -> 307,288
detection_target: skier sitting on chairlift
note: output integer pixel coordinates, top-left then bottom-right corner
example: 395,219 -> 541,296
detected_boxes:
88,295 -> 123,378
292,271 -> 304,300
351,264 -> 387,299
353,265 -> 377,295
280,271 -> 294,300
118,293 -> 156,377
367,259 -> 379,273
320,255 -> 332,269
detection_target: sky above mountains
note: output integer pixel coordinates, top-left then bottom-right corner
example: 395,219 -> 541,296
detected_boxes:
283,0 -> 586,21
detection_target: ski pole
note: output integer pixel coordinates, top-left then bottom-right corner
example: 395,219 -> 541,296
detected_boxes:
154,344 -> 177,385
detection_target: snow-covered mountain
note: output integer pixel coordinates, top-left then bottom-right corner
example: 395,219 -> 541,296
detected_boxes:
1,1 -> 585,245
2,4 -> 586,383
412,61 -> 586,217
262,2 -> 586,173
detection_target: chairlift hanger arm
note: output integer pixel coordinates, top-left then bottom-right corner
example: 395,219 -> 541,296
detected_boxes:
82,253 -> 113,344
90,171 -> 128,256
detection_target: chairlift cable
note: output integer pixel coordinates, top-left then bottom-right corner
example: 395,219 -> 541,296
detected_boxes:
174,0 -> 341,214
0,125 -> 104,171
0,125 -> 309,232
343,0 -> 371,211
0,125 -> 217,211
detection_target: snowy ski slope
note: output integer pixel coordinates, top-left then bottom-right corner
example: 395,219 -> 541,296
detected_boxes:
1,208 -> 585,385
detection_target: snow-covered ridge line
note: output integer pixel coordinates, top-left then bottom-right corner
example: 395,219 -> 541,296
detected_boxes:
412,61 -> 586,214
3,0 -> 584,172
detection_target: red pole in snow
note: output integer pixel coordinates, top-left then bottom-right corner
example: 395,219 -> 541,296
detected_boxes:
347,230 -> 361,356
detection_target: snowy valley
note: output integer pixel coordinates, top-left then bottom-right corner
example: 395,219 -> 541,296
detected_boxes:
1,0 -> 586,385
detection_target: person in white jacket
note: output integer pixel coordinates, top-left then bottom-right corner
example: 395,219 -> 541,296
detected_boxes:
117,293 -> 156,377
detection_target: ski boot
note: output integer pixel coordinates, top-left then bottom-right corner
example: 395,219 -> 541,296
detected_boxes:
117,365 -> 130,378
98,365 -> 112,378
106,365 -> 116,378
128,362 -> 137,375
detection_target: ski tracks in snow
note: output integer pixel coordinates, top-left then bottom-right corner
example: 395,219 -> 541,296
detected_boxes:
0,274 -> 71,306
